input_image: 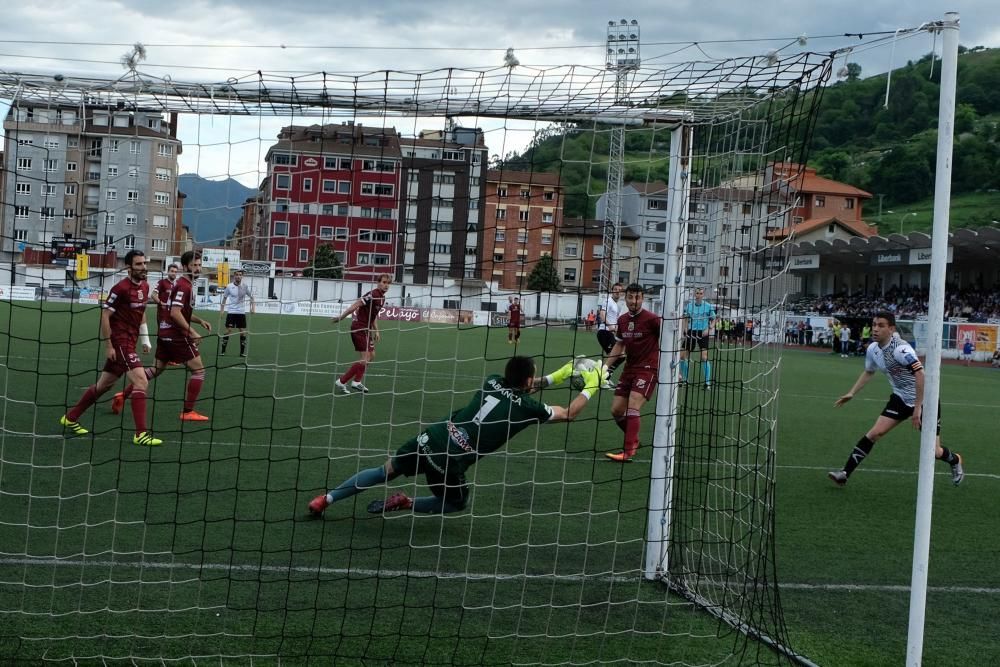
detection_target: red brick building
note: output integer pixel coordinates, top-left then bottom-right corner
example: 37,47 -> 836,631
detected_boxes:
481,170 -> 562,290
766,163 -> 875,240
261,123 -> 402,279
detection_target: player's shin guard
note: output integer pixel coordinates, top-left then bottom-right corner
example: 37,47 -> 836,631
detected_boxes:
326,466 -> 388,504
679,359 -> 689,382
131,389 -> 148,434
184,370 -> 205,412
624,408 -> 641,457
67,385 -> 99,421
843,435 -> 875,476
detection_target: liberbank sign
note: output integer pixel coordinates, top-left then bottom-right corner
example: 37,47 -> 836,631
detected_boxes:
869,247 -> 953,267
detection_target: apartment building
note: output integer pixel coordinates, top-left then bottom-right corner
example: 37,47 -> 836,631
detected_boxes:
2,104 -> 182,270
481,170 -> 562,290
557,217 -> 638,291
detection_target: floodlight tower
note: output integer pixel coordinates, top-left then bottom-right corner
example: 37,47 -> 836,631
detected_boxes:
600,19 -> 640,296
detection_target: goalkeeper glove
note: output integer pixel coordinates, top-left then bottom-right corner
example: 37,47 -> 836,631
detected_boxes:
544,360 -> 575,387
579,366 -> 601,399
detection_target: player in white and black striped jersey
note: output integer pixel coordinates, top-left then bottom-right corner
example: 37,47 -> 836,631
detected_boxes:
828,311 -> 964,487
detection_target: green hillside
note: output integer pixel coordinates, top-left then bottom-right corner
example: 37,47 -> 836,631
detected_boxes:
498,47 -> 1000,227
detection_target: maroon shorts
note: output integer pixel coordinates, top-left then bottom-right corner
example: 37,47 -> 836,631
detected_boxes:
102,340 -> 144,376
615,367 -> 658,400
350,327 -> 375,352
155,336 -> 199,365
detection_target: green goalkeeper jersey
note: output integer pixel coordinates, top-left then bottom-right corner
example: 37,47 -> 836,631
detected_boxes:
424,374 -> 553,474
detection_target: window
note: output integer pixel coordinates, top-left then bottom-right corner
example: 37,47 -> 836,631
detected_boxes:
44,137 -> 59,149
103,235 -> 115,247
469,199 -> 479,210
340,158 -> 352,169
43,184 -> 57,197
66,161 -> 77,172
590,269 -> 602,285
618,271 -> 630,284
156,168 -> 172,181
357,252 -> 371,264
496,208 -> 507,220
321,204 -> 336,215
158,143 -> 173,157
516,231 -> 527,243
319,226 -> 334,239
362,160 -> 395,172
687,223 -> 708,234
685,266 -> 706,277
685,244 -> 707,255
151,239 -> 166,251
126,214 -> 137,225
322,179 -> 337,193
338,181 -> 351,194
105,212 -> 117,225
518,210 -> 529,222
272,152 -> 296,166
68,137 -> 79,148
719,266 -> 730,277
493,254 -> 504,262
335,227 -> 348,240
564,244 -> 578,258
14,206 -> 29,219
517,188 -> 529,200
40,206 -> 54,221
375,184 -> 393,196
94,113 -> 109,126
65,184 -> 78,195
645,241 -> 665,253
302,204 -> 311,214
542,212 -> 553,224
543,190 -> 556,201
443,150 -> 462,160
644,263 -> 664,274
108,139 -> 119,153
274,222 -> 289,236
153,215 -> 169,228
16,183 -> 31,195
14,229 -> 28,241
541,232 -> 552,245
108,165 -> 119,178
563,267 -> 577,282
497,187 -> 508,198
303,177 -> 313,192
154,191 -> 169,205
495,229 -> 505,242
113,114 -> 129,128
814,196 -> 826,207
127,190 -> 139,202
64,209 -> 76,219
272,245 -> 288,260
844,198 -> 855,209
299,248 -> 309,262
647,199 -> 664,210
742,203 -> 752,215
17,136 -> 34,146
129,141 -> 140,155
106,189 -> 118,201
17,158 -> 32,171
337,204 -> 349,216
408,171 -> 420,182
300,225 -> 310,238
360,207 -> 374,218
276,174 -> 291,190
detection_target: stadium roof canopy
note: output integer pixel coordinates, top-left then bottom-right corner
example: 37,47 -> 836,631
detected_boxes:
788,226 -> 1000,267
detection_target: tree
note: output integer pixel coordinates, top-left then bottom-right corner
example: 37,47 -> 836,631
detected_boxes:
525,254 -> 561,292
845,62 -> 862,82
303,243 -> 343,279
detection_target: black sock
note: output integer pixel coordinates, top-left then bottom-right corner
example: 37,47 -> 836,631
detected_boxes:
220,337 -> 228,352
240,335 -> 247,354
843,435 -> 875,476
937,446 -> 959,465
607,357 -> 624,374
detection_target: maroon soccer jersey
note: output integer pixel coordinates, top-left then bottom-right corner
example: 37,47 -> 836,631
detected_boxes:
104,277 -> 149,343
508,304 -> 521,327
352,288 -> 386,330
616,308 -> 661,370
154,278 -> 174,325
160,276 -> 194,338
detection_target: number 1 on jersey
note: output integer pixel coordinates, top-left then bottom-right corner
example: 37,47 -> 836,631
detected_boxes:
472,395 -> 501,425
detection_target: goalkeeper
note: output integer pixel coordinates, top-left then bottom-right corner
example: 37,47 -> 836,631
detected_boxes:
308,355 -> 600,517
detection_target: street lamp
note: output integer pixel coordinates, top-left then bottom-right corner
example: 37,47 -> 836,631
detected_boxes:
893,211 -> 917,235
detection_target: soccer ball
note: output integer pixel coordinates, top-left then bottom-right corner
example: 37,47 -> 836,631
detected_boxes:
570,357 -> 599,391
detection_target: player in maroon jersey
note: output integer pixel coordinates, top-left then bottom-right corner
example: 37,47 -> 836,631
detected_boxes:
332,273 -> 391,394
60,251 -> 162,446
115,251 -> 213,422
603,284 -> 661,462
111,262 -> 179,414
507,296 -> 522,344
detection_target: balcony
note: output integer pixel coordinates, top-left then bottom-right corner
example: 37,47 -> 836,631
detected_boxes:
84,196 -> 100,206
86,172 -> 101,182
82,219 -> 99,232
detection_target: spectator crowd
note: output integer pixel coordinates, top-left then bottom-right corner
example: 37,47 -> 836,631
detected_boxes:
790,286 -> 1000,322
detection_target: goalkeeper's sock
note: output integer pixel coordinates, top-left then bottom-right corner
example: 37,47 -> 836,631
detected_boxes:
704,361 -> 712,385
130,389 -> 148,434
412,496 -> 464,514
624,408 -> 641,457
679,359 -> 689,382
325,466 -> 388,504
843,435 -> 875,477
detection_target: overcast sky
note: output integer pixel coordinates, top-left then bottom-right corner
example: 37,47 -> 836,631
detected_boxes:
1,0 -> 997,186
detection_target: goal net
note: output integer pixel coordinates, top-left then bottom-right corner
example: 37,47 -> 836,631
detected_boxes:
0,48 -> 830,665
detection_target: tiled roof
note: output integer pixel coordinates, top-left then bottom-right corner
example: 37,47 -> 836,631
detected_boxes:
487,169 -> 561,186
766,216 -> 877,241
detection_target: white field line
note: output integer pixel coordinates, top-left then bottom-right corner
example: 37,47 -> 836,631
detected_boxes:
0,556 -> 997,595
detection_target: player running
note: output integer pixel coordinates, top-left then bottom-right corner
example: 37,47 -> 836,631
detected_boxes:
60,251 -> 162,446
308,355 -> 600,517
332,273 -> 391,394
